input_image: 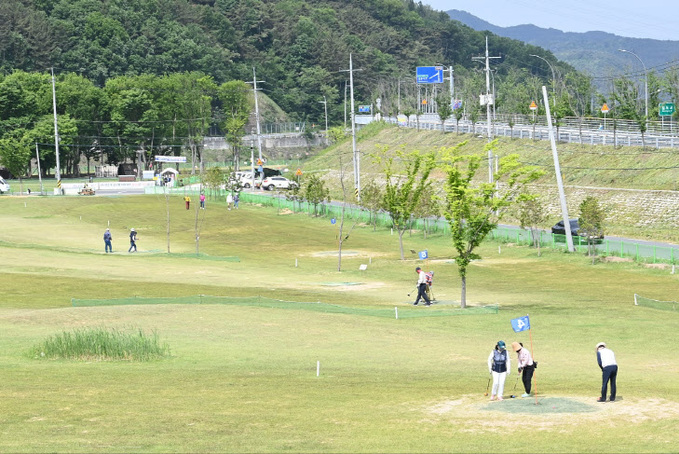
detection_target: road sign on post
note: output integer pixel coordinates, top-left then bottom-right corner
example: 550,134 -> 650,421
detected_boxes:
601,103 -> 610,114
416,66 -> 444,84
659,102 -> 676,116
529,101 -> 538,111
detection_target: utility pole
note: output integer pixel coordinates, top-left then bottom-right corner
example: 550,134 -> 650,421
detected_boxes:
340,54 -> 362,201
543,85 -> 575,253
472,36 -> 501,183
50,68 -> 61,190
449,65 -> 454,110
247,68 -> 265,166
319,95 -> 328,144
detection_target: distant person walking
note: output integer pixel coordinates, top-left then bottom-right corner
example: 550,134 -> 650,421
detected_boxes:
512,342 -> 535,397
412,267 -> 431,306
184,195 -> 191,210
596,342 -> 618,402
488,341 -> 511,401
234,192 -> 239,209
128,228 -> 138,253
226,193 -> 234,210
103,228 -> 113,253
200,193 -> 206,209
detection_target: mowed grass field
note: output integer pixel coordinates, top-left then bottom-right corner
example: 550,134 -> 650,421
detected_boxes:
0,194 -> 678,453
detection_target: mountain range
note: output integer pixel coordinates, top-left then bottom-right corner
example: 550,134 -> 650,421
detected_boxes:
447,9 -> 679,84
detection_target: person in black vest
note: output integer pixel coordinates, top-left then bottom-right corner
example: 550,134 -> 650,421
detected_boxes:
487,340 -> 511,401
128,228 -> 138,253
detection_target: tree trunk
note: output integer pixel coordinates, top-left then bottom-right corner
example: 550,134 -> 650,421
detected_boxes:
165,190 -> 171,253
460,275 -> 467,308
398,228 -> 405,260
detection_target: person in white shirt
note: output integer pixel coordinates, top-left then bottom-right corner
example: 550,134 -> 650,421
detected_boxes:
488,341 -> 510,401
412,267 -> 431,306
596,342 -> 618,402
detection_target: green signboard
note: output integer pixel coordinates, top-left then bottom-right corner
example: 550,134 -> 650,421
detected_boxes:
659,102 -> 675,116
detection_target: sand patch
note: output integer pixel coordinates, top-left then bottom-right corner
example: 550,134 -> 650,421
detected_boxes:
419,394 -> 679,433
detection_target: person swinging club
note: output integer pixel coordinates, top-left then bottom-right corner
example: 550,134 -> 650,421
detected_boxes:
412,267 -> 431,306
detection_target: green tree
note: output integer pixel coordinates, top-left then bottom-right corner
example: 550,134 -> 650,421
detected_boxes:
436,94 -> 452,133
218,80 -> 251,169
578,196 -> 606,261
516,190 -> 547,256
203,166 -> 226,200
442,140 -> 543,307
376,147 -> 436,260
303,173 -> 329,217
358,178 -> 384,231
0,132 -> 32,192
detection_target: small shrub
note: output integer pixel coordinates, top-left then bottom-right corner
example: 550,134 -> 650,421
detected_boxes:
29,327 -> 171,361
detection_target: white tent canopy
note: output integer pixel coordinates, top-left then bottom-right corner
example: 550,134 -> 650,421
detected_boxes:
160,168 -> 179,176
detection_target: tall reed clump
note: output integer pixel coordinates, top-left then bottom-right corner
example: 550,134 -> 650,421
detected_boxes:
29,327 -> 171,361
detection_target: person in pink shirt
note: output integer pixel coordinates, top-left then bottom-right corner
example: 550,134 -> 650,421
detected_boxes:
200,192 -> 206,209
512,342 -> 536,398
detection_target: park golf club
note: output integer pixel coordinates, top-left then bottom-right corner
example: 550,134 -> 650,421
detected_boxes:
407,286 -> 417,297
510,375 -> 520,398
484,375 -> 491,396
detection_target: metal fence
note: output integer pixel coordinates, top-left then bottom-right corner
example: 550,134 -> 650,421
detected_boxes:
239,192 -> 679,264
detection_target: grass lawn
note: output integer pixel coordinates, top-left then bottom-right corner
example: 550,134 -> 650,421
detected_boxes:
0,194 -> 678,452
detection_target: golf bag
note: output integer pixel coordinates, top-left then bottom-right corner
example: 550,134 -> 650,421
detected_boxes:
425,271 -> 435,301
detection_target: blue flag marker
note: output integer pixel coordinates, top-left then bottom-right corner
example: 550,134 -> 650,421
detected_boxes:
418,250 -> 428,260
511,315 -> 530,333
331,218 -> 336,225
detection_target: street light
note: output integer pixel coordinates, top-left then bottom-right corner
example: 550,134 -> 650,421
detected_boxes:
618,49 -> 648,121
530,54 -> 556,108
319,95 -> 328,145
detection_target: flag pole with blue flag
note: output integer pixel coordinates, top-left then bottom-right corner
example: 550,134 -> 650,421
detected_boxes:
511,314 -> 538,404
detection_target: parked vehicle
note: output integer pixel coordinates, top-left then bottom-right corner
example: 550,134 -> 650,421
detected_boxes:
0,177 -> 10,194
551,219 -> 604,240
261,176 -> 298,190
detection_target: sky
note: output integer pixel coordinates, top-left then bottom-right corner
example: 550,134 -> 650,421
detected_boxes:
422,0 -> 679,41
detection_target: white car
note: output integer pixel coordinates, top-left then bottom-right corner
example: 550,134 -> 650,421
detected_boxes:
0,177 -> 9,194
234,171 -> 261,189
261,176 -> 298,190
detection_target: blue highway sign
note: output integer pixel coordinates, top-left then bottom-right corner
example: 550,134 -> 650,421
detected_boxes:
416,66 -> 444,84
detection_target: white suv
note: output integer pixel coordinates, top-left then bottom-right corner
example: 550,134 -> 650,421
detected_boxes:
235,171 -> 261,188
261,176 -> 298,190
0,177 -> 10,194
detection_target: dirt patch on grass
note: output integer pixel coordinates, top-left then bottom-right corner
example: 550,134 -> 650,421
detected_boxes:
644,263 -> 669,270
602,256 -> 634,263
318,281 -> 386,291
420,395 -> 679,433
310,250 -> 389,259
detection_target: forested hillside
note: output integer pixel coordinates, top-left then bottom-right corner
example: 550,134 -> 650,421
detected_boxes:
1,0 -> 581,121
1,0 -> 592,178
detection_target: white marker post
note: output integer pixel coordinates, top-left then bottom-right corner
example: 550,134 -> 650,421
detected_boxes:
395,307 -> 398,319
295,258 -> 298,268
316,361 -> 320,377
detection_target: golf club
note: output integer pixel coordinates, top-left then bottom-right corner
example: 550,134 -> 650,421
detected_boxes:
407,286 -> 417,297
510,375 -> 520,398
484,375 -> 491,396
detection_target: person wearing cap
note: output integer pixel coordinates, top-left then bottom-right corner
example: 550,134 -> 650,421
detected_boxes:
103,228 -> 113,253
512,342 -> 535,397
128,228 -> 138,253
487,341 -> 511,401
596,342 -> 618,402
412,267 -> 431,306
